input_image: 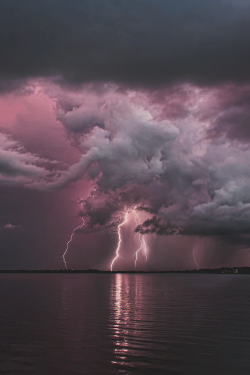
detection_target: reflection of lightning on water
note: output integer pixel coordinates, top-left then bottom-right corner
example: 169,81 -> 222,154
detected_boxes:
110,211 -> 129,271
193,246 -> 199,269
62,201 -> 85,269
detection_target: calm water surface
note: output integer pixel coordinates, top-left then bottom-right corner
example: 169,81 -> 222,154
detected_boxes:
0,274 -> 250,374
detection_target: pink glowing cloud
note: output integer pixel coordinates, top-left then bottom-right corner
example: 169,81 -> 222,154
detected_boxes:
1,80 -> 250,264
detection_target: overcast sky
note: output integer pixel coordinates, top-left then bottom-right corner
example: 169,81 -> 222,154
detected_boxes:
1,0 -> 250,270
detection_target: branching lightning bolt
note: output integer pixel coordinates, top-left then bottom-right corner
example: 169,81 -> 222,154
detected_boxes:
132,210 -> 143,268
62,201 -> 85,269
132,209 -> 148,268
110,211 -> 129,271
62,187 -> 97,269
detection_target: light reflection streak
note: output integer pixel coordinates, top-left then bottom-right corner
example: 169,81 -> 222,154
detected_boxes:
110,274 -> 143,371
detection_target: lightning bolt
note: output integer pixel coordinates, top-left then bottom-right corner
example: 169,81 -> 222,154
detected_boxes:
62,201 -> 85,269
110,211 -> 129,271
62,187 -> 97,269
193,246 -> 199,269
132,209 -> 148,268
143,236 -> 148,262
132,210 -> 143,268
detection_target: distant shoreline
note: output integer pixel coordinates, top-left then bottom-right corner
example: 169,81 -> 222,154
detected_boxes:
0,267 -> 249,274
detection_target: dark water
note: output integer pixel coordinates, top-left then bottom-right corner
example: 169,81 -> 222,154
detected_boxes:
1,274 -> 250,374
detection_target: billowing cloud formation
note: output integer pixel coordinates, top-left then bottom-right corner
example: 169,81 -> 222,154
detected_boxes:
1,80 -> 250,261
0,132 -> 56,187
50,89 -> 179,190
206,86 -> 250,141
2,0 -> 250,91
46,83 -> 250,241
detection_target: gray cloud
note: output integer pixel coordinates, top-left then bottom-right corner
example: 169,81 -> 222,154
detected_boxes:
49,93 -> 179,190
2,78 -> 250,267
0,132 -> 58,187
1,0 -> 250,91
206,86 -> 250,141
47,85 -> 250,240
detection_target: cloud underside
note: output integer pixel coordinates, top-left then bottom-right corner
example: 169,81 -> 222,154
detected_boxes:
1,0 -> 250,91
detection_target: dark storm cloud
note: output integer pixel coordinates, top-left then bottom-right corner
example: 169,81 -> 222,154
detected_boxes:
206,86 -> 250,141
1,0 -> 250,90
80,190 -> 120,229
48,85 -> 250,239
0,132 -> 56,187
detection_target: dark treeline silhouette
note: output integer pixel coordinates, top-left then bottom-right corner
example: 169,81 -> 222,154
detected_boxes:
0,267 -> 249,274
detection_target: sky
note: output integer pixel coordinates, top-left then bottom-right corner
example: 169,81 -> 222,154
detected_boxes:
1,0 -> 250,270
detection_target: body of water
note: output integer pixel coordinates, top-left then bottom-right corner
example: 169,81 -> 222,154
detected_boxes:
0,273 -> 250,374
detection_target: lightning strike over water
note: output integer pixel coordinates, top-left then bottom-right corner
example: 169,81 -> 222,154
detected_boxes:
62,187 -> 97,269
132,210 -> 143,268
143,236 -> 148,262
110,211 -> 129,271
132,209 -> 148,268
193,247 -> 199,270
62,201 -> 85,269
